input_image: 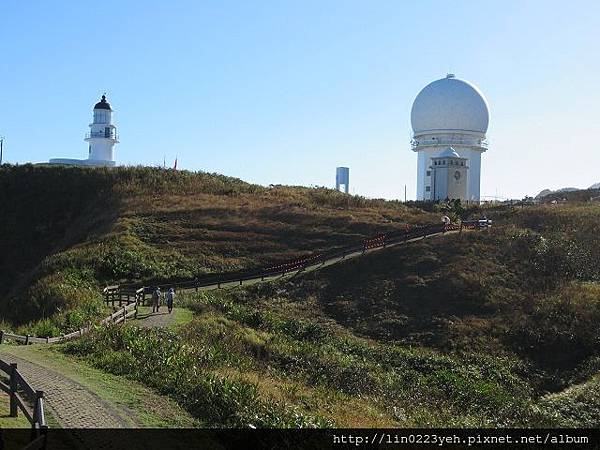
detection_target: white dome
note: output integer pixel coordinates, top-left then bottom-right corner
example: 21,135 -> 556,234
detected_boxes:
411,75 -> 489,135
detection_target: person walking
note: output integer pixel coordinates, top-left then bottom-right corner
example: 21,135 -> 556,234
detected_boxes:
152,287 -> 162,313
166,287 -> 175,314
441,215 -> 451,232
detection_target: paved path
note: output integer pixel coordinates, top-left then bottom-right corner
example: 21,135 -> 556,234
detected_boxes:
0,351 -> 131,429
135,308 -> 175,329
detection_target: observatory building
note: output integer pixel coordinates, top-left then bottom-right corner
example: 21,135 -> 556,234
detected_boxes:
49,95 -> 118,167
411,74 -> 489,202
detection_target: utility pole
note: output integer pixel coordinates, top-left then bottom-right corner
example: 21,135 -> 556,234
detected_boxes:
0,137 -> 4,165
404,184 -> 407,202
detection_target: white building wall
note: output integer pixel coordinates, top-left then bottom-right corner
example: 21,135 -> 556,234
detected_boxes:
416,151 -> 426,200
87,106 -> 117,164
466,150 -> 481,201
415,146 -> 483,202
88,140 -> 115,162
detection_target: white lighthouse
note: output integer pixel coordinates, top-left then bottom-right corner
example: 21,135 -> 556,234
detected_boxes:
85,95 -> 118,165
49,95 -> 118,167
411,74 -> 489,202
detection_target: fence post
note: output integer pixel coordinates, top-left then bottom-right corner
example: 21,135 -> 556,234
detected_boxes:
46,336 -> 49,344
239,279 -> 243,286
33,390 -> 44,424
134,302 -> 138,319
9,363 -> 18,417
0,330 -> 4,344
25,334 -> 30,345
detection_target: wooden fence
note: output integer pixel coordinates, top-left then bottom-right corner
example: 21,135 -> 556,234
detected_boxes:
0,358 -> 47,449
0,302 -> 138,346
114,219 -> 491,300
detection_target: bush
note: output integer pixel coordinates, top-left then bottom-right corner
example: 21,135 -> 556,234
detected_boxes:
65,324 -> 332,427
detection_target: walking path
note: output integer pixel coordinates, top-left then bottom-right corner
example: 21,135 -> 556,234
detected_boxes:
134,305 -> 192,329
0,351 -> 129,428
0,343 -> 198,433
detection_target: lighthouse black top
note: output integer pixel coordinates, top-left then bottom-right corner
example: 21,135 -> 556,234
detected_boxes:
94,95 -> 112,110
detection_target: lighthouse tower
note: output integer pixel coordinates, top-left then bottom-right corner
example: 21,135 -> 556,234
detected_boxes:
48,94 -> 120,167
85,95 -> 118,166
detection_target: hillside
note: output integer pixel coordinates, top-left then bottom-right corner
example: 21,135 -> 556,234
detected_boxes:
0,164 -> 432,325
2,164 -> 600,428
63,202 -> 600,428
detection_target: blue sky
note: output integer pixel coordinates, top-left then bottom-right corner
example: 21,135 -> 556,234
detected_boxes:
1,1 -> 599,199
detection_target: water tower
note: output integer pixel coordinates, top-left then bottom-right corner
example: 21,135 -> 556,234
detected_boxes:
336,167 -> 349,193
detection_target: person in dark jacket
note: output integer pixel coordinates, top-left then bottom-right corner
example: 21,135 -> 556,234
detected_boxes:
166,288 -> 175,314
152,287 -> 162,313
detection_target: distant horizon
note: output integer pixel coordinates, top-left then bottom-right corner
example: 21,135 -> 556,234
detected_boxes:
1,1 -> 599,200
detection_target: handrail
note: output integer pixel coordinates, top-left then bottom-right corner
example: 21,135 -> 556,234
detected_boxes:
0,301 -> 138,346
122,219 -> 490,298
411,138 -> 488,150
0,359 -> 48,448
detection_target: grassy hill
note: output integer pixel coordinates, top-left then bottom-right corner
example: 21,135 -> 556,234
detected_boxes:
2,164 -> 599,428
0,164 -> 431,327
64,201 -> 600,427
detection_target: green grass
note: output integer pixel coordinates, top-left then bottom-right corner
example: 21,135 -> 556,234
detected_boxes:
0,345 -> 199,428
0,393 -> 32,429
538,373 -> 600,427
61,291 -> 560,427
134,305 -> 194,328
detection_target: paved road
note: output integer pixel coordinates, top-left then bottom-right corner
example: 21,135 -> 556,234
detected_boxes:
0,351 -> 131,429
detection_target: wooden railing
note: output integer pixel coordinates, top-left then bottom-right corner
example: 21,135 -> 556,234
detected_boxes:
0,358 -> 47,449
0,302 -> 138,346
103,286 -> 145,308
114,219 -> 491,301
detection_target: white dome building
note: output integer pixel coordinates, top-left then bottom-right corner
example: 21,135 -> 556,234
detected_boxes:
411,74 -> 489,202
